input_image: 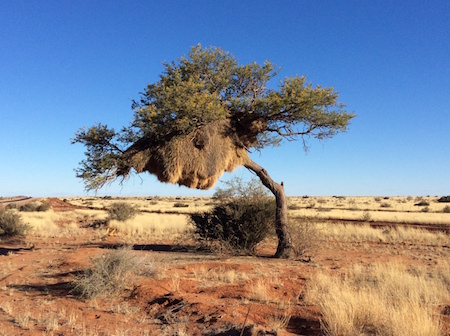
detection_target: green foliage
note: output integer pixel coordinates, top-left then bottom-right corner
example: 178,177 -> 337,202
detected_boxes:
0,209 -> 31,237
72,45 -> 354,191
71,247 -> 152,299
107,202 -> 138,222
190,198 -> 275,254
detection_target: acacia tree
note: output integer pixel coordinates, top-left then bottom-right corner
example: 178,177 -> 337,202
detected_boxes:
72,45 -> 354,258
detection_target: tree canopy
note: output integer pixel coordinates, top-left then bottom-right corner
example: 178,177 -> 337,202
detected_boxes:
73,45 -> 354,192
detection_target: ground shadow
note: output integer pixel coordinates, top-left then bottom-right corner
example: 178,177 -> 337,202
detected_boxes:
287,316 -> 322,335
9,281 -> 73,298
204,325 -> 276,336
0,245 -> 34,256
82,242 -> 210,254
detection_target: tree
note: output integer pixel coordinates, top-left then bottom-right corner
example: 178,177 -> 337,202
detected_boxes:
72,45 -> 354,258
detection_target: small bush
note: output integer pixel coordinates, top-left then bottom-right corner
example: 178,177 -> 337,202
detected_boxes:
380,202 -> 391,208
0,209 -> 31,237
19,201 -> 51,212
289,218 -> 320,257
443,205 -> 450,213
173,202 -> 189,208
438,196 -> 450,203
36,203 -> 52,212
414,200 -> 430,207
288,203 -> 302,210
190,198 -> 275,254
71,247 -> 152,299
107,202 -> 138,221
361,211 -> 372,221
421,206 -> 430,213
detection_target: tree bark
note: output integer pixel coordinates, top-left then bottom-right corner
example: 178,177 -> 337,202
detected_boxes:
244,159 -> 293,258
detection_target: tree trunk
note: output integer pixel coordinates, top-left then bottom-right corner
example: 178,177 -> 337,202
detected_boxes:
244,159 -> 293,258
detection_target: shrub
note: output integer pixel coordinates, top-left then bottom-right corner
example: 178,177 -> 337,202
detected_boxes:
19,201 -> 51,212
288,203 -> 303,210
443,205 -> 450,213
0,209 -> 31,237
438,196 -> 450,203
361,211 -> 372,221
289,218 -> 320,258
107,202 -> 138,221
71,247 -> 152,299
190,198 -> 275,254
173,202 -> 189,208
380,202 -> 391,208
414,200 -> 430,207
213,176 -> 269,199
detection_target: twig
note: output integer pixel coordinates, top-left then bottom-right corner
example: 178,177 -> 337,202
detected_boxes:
240,305 -> 251,336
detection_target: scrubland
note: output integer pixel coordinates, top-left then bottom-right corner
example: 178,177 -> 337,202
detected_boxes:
0,196 -> 449,335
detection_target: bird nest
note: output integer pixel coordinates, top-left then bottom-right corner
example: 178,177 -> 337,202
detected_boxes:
118,121 -> 250,189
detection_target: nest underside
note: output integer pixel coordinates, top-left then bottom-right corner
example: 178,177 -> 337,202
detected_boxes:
118,121 -> 251,190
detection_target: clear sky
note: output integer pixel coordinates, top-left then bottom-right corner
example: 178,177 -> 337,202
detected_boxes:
1,1 -> 449,197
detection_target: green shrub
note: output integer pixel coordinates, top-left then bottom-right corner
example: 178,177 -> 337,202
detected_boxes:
107,202 -> 138,221
0,209 -> 31,237
71,247 -> 152,299
190,198 -> 275,254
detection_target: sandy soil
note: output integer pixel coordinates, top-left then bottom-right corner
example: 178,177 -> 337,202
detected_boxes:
0,198 -> 449,335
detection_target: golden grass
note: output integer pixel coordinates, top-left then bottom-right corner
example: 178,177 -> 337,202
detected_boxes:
305,262 -> 449,336
108,213 -> 190,239
288,196 -> 450,224
67,196 -> 213,214
19,210 -> 82,237
321,222 -> 449,245
65,196 -> 450,225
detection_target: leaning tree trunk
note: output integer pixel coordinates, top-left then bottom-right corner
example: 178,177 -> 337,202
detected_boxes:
244,159 -> 293,258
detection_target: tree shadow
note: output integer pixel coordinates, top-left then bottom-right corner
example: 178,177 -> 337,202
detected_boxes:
82,242 -> 210,254
9,281 -> 74,298
0,247 -> 22,256
287,316 -> 322,335
0,245 -> 34,256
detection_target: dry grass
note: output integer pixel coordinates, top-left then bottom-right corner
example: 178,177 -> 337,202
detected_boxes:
72,247 -> 154,299
305,262 -> 449,335
19,209 -> 92,237
192,266 -> 248,285
322,222 -> 449,245
108,213 -> 190,239
288,196 -> 450,225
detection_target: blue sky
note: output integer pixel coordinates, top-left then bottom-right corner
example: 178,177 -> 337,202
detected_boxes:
1,1 -> 449,197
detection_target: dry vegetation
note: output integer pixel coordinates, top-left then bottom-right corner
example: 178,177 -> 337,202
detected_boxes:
0,195 -> 449,335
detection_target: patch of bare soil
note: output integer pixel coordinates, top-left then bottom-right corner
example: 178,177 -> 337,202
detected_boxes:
45,198 -> 87,212
0,200 -> 449,335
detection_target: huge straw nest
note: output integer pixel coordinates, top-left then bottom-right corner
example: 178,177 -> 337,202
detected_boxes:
118,121 -> 250,189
